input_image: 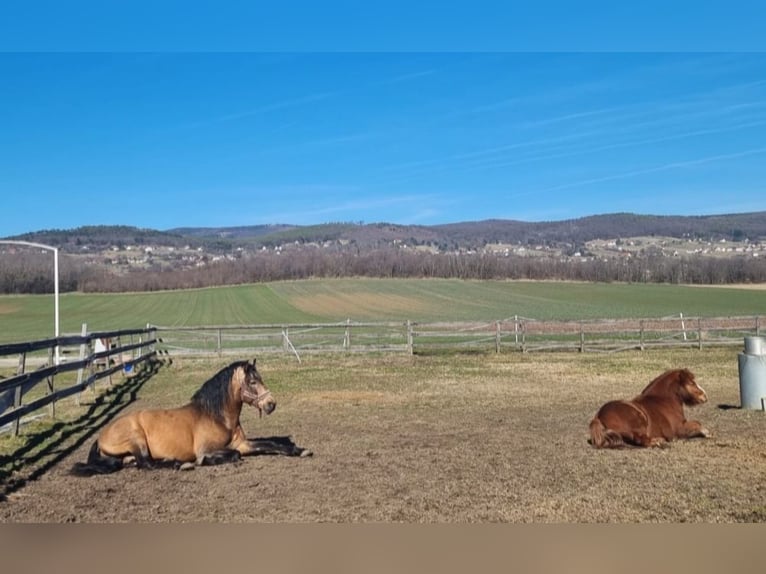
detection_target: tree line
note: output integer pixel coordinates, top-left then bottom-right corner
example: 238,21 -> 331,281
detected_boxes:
2,248 -> 766,294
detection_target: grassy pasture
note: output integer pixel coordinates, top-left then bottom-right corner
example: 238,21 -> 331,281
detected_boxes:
1,278 -> 766,344
2,347 -> 766,522
2,278 -> 766,522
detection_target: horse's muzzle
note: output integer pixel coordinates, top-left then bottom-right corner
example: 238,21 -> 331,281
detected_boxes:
261,401 -> 276,415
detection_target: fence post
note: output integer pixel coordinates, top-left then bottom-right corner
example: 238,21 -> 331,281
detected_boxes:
521,320 -> 527,353
697,318 -> 703,350
640,320 -> 645,351
406,320 -> 414,355
344,319 -> 351,351
756,316 -> 760,336
217,328 -> 222,356
514,315 -> 519,349
495,320 -> 501,353
16,351 -> 26,376
105,337 -> 115,388
76,323 -> 88,404
13,351 -> 26,436
282,327 -> 289,354
147,323 -> 157,359
46,345 -> 56,420
579,322 -> 585,353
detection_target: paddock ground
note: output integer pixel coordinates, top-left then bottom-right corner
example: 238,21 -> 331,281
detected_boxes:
1,347 -> 765,523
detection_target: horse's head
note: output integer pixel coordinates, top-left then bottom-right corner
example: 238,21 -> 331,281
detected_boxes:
641,368 -> 708,406
239,358 -> 276,415
675,368 -> 708,406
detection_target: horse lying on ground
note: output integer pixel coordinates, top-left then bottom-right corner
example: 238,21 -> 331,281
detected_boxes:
71,358 -> 311,476
589,368 -> 710,448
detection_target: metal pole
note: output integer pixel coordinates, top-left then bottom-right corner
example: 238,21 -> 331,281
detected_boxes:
54,247 -> 60,365
0,240 -> 61,364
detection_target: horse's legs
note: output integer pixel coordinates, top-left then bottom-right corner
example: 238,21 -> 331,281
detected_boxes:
230,424 -> 312,457
172,449 -> 241,471
127,428 -> 160,469
98,416 -> 159,469
627,432 -> 668,448
134,450 -> 157,469
236,437 -> 313,457
679,420 -> 710,439
198,448 -> 242,466
103,434 -> 158,469
646,436 -> 669,448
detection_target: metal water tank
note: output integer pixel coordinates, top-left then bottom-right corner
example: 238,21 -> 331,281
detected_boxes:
738,336 -> 766,410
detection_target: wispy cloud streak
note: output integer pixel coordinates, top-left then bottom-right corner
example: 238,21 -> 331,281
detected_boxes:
530,147 -> 766,195
177,91 -> 338,130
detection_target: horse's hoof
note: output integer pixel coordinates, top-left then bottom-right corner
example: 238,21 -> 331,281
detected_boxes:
701,428 -> 711,438
178,462 -> 196,471
299,449 -> 313,457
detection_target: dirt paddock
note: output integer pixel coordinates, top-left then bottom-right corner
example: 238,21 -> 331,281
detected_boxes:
1,347 -> 765,523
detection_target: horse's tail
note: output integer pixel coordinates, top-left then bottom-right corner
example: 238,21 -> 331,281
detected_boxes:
70,440 -> 124,477
588,417 -> 625,449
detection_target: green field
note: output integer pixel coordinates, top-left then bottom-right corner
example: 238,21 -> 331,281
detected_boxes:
1,278 -> 765,344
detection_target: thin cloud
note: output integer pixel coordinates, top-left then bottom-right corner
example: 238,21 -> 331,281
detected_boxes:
376,69 -> 438,85
531,147 -> 766,195
294,132 -> 375,148
176,91 -> 338,130
518,106 -> 624,129
262,193 -> 442,224
375,75 -> 766,187
446,118 -> 766,174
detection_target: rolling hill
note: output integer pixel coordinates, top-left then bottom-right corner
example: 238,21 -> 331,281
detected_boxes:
5,212 -> 766,253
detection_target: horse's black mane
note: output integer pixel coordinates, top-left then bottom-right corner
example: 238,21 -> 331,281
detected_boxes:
190,360 -> 249,420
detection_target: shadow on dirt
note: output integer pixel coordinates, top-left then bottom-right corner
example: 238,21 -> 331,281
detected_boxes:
0,358 -> 168,501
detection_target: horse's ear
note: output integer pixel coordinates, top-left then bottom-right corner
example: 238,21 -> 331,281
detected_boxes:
252,357 -> 257,366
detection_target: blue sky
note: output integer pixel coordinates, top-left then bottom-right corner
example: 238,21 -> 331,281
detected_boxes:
1,10 -> 765,236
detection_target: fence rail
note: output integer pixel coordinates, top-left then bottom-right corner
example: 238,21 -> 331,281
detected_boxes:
151,320 -> 411,361
0,325 -> 158,435
151,315 -> 763,358
2,315 -> 760,435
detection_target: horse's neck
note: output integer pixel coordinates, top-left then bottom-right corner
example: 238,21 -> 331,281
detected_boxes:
641,377 -> 682,406
222,401 -> 243,430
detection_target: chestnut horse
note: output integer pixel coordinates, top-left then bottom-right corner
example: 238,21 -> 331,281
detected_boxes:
589,368 -> 710,448
71,358 -> 309,476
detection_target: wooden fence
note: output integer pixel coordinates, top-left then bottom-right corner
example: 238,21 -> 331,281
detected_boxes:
2,315 -> 759,434
0,325 -> 158,435
151,314 -> 763,358
151,320 -> 411,361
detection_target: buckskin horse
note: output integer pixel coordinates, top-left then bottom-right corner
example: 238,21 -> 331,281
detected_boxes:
71,358 -> 310,476
589,368 -> 710,448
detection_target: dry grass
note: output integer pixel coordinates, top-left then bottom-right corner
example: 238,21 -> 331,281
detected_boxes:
1,347 -> 765,523
290,291 -> 432,318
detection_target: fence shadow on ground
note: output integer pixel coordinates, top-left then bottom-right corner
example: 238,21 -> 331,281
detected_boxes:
0,358 -> 168,501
